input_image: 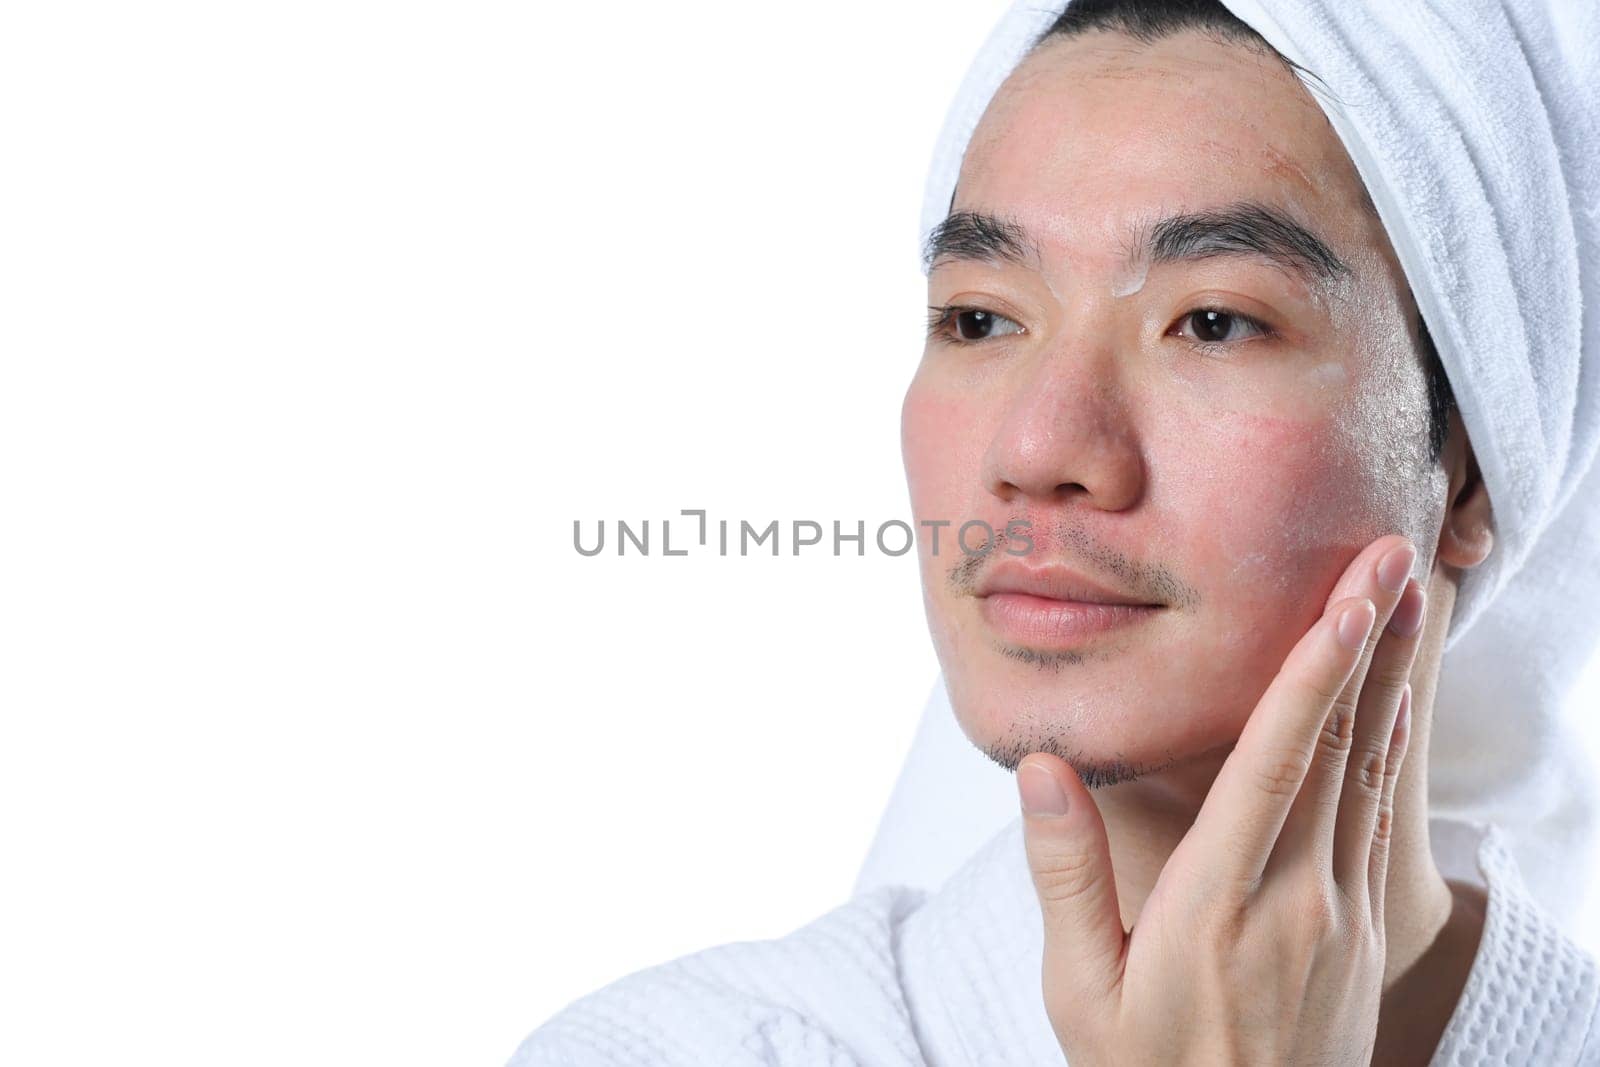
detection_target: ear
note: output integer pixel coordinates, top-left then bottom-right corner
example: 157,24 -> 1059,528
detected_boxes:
1435,409 -> 1494,571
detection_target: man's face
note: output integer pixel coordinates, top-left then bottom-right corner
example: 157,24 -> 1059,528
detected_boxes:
902,31 -> 1449,783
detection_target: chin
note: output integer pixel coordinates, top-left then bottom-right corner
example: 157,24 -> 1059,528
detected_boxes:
939,644 -> 1250,786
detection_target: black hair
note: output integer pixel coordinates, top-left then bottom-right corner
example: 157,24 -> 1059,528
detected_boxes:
1034,0 -> 1457,465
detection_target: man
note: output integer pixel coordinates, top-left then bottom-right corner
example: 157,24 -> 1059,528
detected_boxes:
514,0 -> 1600,1062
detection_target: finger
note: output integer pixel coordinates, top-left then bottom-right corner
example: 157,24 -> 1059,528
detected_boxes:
1332,576 -> 1426,897
1275,538 -> 1417,875
1016,753 -> 1126,1004
1368,683 -> 1413,931
1187,589 -> 1374,890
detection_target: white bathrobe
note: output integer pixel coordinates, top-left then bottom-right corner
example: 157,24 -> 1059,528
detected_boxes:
509,814 -> 1600,1065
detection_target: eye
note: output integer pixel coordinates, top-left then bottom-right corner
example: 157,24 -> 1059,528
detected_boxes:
926,305 -> 1026,345
1173,307 -> 1271,346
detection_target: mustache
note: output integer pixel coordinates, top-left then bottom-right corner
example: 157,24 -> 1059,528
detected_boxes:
944,517 -> 1200,609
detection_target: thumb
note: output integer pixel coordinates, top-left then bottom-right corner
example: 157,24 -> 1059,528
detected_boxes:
1017,753 -> 1126,1001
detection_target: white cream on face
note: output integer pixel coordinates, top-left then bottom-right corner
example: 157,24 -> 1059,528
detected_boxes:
1306,361 -> 1348,387
1110,257 -> 1149,298
1042,270 -> 1064,306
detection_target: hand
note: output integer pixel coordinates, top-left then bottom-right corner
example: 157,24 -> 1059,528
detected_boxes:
1015,534 -> 1428,1066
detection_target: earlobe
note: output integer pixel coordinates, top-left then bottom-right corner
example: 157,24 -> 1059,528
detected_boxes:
1436,430 -> 1495,571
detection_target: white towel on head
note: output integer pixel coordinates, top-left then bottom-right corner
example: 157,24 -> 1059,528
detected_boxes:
865,0 -> 1600,927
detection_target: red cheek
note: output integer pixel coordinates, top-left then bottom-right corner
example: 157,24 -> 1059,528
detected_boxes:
1155,408 -> 1373,620
1218,408 -> 1322,449
1221,410 -> 1377,519
1160,408 -> 1333,503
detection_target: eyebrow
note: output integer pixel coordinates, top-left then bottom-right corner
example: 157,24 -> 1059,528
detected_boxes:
923,200 -> 1351,288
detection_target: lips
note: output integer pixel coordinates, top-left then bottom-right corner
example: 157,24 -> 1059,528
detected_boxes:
975,562 -> 1159,606
975,562 -> 1162,648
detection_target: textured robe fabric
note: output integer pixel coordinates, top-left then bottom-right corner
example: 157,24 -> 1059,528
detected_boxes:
510,816 -> 1600,1065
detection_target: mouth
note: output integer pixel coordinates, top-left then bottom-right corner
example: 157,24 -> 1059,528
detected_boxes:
975,563 -> 1163,649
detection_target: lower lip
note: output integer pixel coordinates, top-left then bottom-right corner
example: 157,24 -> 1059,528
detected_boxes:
978,593 -> 1160,647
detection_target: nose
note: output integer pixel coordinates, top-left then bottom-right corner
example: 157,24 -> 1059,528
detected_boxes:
979,339 -> 1145,511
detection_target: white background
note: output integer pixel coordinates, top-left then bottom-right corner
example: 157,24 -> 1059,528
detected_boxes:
4,2 -> 1598,1065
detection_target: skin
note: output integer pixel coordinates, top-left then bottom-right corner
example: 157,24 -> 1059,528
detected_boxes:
902,30 -> 1496,1064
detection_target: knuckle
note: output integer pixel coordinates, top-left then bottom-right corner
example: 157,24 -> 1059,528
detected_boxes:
1254,748 -> 1311,797
1032,846 -> 1103,907
1317,704 -> 1356,758
1350,745 -> 1388,794
1372,800 -> 1397,845
1367,657 -> 1413,694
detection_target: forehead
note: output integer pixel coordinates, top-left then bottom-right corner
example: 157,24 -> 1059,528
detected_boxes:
957,31 -> 1375,255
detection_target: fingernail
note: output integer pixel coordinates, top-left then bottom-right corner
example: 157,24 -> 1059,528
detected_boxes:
1387,582 -> 1427,637
1019,762 -> 1069,817
1378,541 -> 1417,594
1338,599 -> 1376,650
